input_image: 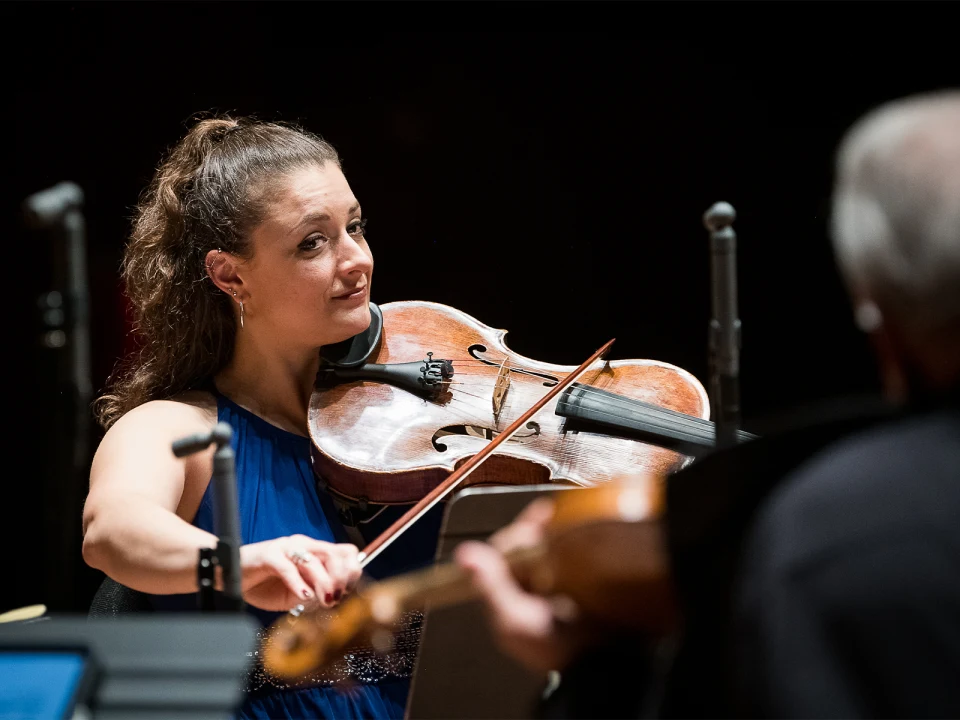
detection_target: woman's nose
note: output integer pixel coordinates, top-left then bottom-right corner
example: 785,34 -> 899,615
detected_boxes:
339,232 -> 373,274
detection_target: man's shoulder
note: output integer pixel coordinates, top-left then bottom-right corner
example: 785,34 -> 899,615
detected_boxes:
788,406 -> 958,487
749,407 -> 960,570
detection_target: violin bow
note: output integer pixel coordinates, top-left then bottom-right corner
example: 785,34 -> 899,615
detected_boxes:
355,338 -> 616,569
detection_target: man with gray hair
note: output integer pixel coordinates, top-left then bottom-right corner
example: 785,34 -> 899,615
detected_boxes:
830,91 -> 960,402
730,89 -> 960,717
457,89 -> 960,718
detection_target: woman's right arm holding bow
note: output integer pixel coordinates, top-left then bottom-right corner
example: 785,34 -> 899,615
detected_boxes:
81,396 -> 359,611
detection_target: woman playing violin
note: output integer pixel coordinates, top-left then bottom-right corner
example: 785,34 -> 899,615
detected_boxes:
82,115 -> 420,719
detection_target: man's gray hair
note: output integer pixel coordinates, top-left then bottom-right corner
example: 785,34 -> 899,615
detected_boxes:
831,90 -> 960,339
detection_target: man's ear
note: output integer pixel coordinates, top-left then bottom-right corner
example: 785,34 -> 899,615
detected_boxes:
855,300 -> 909,404
204,248 -> 246,301
870,325 -> 910,404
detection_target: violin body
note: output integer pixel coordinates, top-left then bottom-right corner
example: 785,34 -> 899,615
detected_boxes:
309,301 -> 709,504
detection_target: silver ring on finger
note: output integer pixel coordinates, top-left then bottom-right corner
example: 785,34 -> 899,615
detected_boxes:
287,548 -> 311,566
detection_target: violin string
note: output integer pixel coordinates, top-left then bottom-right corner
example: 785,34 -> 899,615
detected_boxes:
450,359 -> 562,375
446,379 -> 559,427
450,363 -> 715,440
445,388 -> 494,404
445,404 -> 494,423
449,365 -> 512,373
437,388 -> 491,411
440,382 -> 504,391
437,407 -> 714,466
448,360 -> 600,397
449,360 -> 543,369
444,385 -> 716,447
444,400 -> 504,427
438,393 -> 708,462
446,352 -> 604,377
442,356 -> 718,440
445,393 -> 490,408
444,387 -> 507,402
425,419 -> 674,470
444,373 -> 713,440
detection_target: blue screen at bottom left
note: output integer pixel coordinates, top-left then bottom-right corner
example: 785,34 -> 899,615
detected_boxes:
0,651 -> 88,720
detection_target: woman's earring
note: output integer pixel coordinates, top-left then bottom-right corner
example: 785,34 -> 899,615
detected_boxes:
232,289 -> 244,329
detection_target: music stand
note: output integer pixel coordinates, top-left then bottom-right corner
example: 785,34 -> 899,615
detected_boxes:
0,614 -> 259,720
405,483 -> 577,720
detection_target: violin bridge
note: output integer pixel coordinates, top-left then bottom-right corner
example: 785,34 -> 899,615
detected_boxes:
492,358 -> 511,426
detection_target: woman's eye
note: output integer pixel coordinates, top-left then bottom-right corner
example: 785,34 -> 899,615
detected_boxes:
299,234 -> 327,251
348,218 -> 368,236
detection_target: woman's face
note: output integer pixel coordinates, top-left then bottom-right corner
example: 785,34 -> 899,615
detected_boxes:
237,163 -> 374,349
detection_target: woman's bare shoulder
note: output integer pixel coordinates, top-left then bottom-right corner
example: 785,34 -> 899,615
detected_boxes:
89,391 -> 221,519
104,391 -> 218,440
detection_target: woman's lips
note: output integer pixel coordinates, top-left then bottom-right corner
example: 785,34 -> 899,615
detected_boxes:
332,286 -> 367,301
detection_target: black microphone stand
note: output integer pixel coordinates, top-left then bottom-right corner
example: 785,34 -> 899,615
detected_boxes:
23,182 -> 91,611
172,422 -> 245,612
24,182 -> 92,472
704,201 -> 742,450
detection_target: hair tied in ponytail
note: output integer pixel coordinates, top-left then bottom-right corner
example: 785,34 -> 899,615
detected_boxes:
214,122 -> 243,143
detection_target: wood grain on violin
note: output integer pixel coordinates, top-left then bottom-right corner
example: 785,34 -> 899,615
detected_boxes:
309,301 -> 713,505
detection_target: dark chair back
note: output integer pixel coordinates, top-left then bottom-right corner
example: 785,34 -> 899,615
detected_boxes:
88,576 -> 154,617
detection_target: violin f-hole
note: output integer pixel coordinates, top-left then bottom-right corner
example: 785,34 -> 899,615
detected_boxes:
432,422 -> 541,452
467,344 -> 559,387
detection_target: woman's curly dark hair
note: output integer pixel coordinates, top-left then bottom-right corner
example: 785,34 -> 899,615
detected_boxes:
94,114 -> 341,429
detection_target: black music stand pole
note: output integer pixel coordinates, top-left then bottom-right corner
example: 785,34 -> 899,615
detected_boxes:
704,202 -> 742,450
172,422 -> 245,612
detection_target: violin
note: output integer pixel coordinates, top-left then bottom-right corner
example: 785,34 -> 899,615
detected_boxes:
261,472 -> 675,680
310,301 -> 754,508
310,300 -> 756,568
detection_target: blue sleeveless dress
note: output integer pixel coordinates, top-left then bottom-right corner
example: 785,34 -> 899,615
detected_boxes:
150,391 -> 443,719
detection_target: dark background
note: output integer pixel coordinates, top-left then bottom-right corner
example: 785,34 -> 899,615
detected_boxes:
4,3 -> 957,615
